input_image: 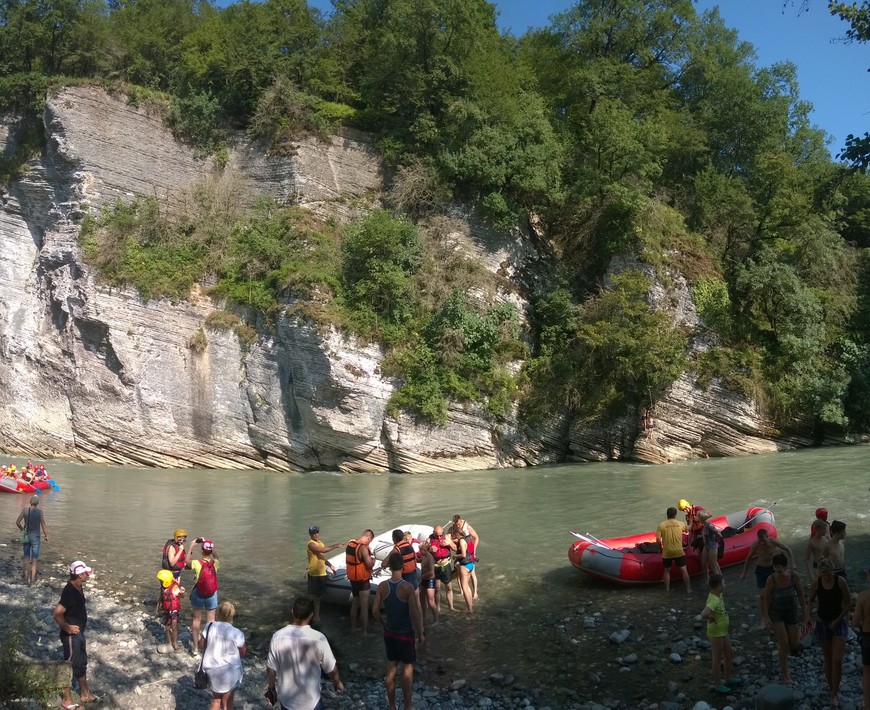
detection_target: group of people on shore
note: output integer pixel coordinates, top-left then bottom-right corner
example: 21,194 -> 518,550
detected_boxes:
305,515 -> 480,710
659,500 -> 866,708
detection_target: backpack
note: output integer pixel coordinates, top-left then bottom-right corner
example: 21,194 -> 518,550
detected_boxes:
161,539 -> 176,570
196,559 -> 218,597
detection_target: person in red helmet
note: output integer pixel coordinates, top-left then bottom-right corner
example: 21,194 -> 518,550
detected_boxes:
812,508 -> 831,539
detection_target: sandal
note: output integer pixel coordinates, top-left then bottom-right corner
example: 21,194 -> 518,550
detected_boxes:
79,696 -> 101,704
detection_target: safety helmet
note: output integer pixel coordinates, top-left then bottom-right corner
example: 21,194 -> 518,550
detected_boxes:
157,570 -> 174,588
174,528 -> 188,540
815,507 -> 828,521
678,499 -> 690,511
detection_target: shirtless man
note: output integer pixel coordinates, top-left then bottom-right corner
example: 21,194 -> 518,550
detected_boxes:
741,528 -> 794,621
805,519 -> 829,584
825,521 -> 847,579
852,567 -> 870,710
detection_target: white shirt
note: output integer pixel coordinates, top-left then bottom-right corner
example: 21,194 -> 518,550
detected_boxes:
267,624 -> 337,710
201,621 -> 245,673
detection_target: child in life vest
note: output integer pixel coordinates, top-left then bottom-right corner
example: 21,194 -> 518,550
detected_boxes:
156,569 -> 185,651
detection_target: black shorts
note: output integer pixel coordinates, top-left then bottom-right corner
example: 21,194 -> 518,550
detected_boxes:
434,565 -> 452,584
61,632 -> 87,679
861,633 -> 870,666
384,630 -> 416,664
307,575 -> 327,597
755,565 -> 774,590
663,556 -> 686,569
350,580 -> 371,597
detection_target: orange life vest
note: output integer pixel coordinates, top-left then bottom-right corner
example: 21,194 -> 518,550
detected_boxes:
345,539 -> 372,582
394,541 -> 417,575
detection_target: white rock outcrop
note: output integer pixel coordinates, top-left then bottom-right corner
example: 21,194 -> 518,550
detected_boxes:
0,86 -> 812,471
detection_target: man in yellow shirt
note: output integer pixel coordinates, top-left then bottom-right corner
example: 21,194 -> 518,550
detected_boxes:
656,506 -> 692,593
307,525 -> 343,621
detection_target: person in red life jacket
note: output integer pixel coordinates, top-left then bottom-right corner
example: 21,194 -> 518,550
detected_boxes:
428,525 -> 456,612
418,540 -> 439,626
392,529 -> 420,590
162,529 -> 190,582
346,529 -> 375,635
452,514 -> 480,600
189,538 -> 219,658
451,529 -> 475,613
156,569 -> 185,651
678,499 -> 706,548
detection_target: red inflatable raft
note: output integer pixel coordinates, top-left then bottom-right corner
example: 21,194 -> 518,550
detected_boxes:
0,477 -> 37,494
568,506 -> 776,585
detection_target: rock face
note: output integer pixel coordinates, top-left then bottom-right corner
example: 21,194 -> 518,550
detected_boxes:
0,86 -> 810,472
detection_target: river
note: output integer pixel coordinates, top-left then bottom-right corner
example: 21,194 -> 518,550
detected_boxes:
2,445 -> 869,702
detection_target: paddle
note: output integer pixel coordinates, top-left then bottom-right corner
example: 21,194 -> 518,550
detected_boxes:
47,479 -> 61,491
569,531 -> 614,550
735,499 -> 780,532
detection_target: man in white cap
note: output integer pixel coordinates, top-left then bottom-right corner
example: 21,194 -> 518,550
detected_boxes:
15,495 -> 48,585
54,560 -> 99,708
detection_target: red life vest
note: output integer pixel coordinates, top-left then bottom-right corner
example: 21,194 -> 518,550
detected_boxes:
161,583 -> 181,612
162,540 -> 187,573
346,540 -> 372,582
428,534 -> 451,561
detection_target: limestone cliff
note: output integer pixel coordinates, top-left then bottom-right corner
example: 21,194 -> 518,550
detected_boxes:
0,86 -> 808,472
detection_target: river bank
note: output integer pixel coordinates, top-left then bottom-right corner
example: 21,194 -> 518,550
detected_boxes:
1,543 -> 867,710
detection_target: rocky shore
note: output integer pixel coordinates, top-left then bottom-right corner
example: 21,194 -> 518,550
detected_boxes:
1,547 -> 867,710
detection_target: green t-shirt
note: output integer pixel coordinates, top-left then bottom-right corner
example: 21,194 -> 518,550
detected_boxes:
706,592 -> 729,638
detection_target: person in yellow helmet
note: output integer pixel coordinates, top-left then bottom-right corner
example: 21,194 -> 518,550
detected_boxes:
162,529 -> 190,581
679,499 -> 706,548
156,569 -> 185,651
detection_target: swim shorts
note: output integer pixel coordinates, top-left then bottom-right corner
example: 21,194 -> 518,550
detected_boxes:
663,556 -> 687,569
383,630 -> 416,664
861,633 -> 870,665
755,565 -> 774,589
163,609 -> 179,625
434,564 -> 452,584
350,580 -> 371,597
769,600 -> 799,625
307,575 -> 327,597
423,578 -> 435,590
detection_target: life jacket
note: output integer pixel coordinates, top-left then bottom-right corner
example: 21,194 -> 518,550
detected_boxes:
394,541 -> 417,575
196,559 -> 218,596
162,540 -> 187,573
466,537 -> 477,563
161,583 -> 181,612
346,540 -> 372,582
428,534 -> 451,562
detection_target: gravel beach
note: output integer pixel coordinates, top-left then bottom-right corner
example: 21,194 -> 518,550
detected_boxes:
1,546 -> 867,710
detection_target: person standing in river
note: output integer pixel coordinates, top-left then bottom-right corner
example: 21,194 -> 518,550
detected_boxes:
811,558 -> 851,707
306,524 -> 342,622
373,552 -> 424,710
190,538 -> 219,658
741,528 -> 795,624
54,560 -> 100,708
656,507 -> 691,593
346,529 -> 375,635
15,494 -> 48,584
825,520 -> 847,579
806,519 -> 829,585
452,514 -> 480,599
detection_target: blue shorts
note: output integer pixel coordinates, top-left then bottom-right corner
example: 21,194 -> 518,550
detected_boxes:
24,533 -> 41,559
190,588 -> 218,610
423,578 -> 435,590
402,570 -> 420,589
462,562 -> 475,573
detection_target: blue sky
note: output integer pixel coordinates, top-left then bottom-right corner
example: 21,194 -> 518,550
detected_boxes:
305,0 -> 868,155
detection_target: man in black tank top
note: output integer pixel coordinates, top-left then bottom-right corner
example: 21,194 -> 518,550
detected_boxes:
373,552 -> 425,710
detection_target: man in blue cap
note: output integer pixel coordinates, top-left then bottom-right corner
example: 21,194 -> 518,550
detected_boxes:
306,525 -> 343,621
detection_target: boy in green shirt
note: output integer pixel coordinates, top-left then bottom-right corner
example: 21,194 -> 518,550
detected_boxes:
701,573 -> 741,694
